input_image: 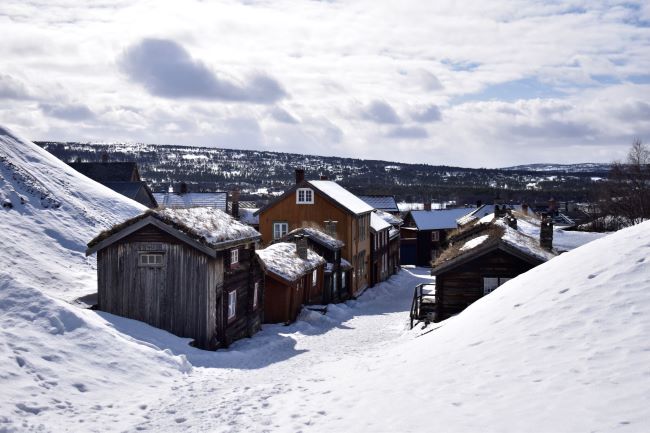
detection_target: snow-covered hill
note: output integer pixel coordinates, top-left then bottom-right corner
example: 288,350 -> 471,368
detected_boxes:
1,125 -> 648,432
0,127 -> 190,432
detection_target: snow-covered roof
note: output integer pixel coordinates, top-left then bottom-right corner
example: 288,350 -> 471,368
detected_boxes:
256,242 -> 325,282
358,195 -> 399,212
308,180 -> 374,215
409,207 -> 475,230
285,227 -> 344,249
153,192 -> 227,211
88,207 -> 260,253
370,212 -> 391,232
375,209 -> 403,226
433,217 -> 556,273
389,227 -> 399,239
457,204 -> 495,226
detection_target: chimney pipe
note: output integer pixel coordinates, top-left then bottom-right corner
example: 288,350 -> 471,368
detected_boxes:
295,234 -> 309,260
231,190 -> 240,219
540,213 -> 554,250
295,168 -> 305,184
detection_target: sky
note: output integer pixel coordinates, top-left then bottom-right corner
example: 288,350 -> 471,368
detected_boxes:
1,0 -> 649,168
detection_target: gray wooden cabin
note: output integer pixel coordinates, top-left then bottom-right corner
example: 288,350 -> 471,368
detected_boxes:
86,208 -> 263,350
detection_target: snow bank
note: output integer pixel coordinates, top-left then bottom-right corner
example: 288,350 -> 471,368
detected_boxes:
264,221 -> 650,432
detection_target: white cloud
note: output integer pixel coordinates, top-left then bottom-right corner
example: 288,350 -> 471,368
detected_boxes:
0,0 -> 648,166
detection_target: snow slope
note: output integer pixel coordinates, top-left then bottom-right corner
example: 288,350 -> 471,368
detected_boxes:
0,127 -> 190,432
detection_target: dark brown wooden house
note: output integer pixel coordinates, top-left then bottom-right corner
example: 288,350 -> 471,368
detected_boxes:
428,215 -> 556,322
86,207 -> 263,350
256,239 -> 326,324
400,207 -> 474,266
70,161 -> 157,208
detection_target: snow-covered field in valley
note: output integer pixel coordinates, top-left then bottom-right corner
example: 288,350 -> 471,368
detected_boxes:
1,126 -> 649,432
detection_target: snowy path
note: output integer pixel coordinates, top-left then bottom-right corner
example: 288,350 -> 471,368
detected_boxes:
131,267 -> 434,432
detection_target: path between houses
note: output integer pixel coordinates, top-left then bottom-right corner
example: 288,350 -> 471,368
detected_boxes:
133,267 -> 435,432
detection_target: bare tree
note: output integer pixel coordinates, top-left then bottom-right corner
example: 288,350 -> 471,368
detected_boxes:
601,138 -> 650,227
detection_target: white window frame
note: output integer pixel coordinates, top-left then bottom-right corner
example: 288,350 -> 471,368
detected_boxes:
296,188 -> 314,204
139,252 -> 164,267
273,222 -> 289,240
230,248 -> 239,266
342,271 -> 347,288
312,269 -> 318,286
253,282 -> 259,309
483,277 -> 511,295
228,290 -> 237,320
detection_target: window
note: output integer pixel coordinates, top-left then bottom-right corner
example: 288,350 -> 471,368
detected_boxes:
139,253 -> 164,267
483,277 -> 511,295
342,271 -> 347,288
312,269 -> 318,286
273,222 -> 288,239
228,290 -> 237,320
296,188 -> 314,204
253,282 -> 260,309
431,231 -> 440,242
230,248 -> 239,266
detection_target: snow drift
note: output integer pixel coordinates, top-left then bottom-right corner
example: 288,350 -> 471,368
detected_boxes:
0,127 -> 190,432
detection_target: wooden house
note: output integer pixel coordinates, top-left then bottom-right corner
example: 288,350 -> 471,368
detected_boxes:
69,161 -> 157,208
428,214 -> 556,322
85,208 -> 263,350
400,207 -> 475,266
255,170 -> 374,296
277,226 -> 349,303
256,239 -> 326,323
369,212 -> 392,286
374,210 -> 403,275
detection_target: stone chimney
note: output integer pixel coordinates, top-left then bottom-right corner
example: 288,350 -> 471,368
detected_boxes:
295,168 -> 305,184
324,220 -> 338,238
230,189 -> 240,219
101,152 -> 109,163
180,182 -> 188,194
295,234 -> 309,260
423,202 -> 432,211
540,213 -> 554,250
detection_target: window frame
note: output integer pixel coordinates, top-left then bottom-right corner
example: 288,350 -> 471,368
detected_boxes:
273,222 -> 289,240
483,277 -> 511,295
312,269 -> 318,287
230,248 -> 239,267
296,188 -> 314,204
227,290 -> 237,321
253,282 -> 260,309
138,252 -> 165,268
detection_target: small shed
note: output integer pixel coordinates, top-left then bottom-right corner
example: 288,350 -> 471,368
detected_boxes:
256,240 -> 326,324
278,226 -> 348,303
430,216 -> 556,322
86,207 -> 263,350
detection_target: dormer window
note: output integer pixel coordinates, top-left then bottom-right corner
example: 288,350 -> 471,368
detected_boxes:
296,188 -> 314,204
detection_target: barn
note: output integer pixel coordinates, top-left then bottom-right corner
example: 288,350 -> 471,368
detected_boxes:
86,207 -> 263,350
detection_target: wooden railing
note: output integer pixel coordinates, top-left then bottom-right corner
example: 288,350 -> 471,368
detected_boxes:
409,283 -> 436,329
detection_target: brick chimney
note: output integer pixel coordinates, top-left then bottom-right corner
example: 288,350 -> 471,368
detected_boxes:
323,220 -> 338,238
180,182 -> 188,194
423,202 -> 432,211
295,168 -> 305,184
230,189 -> 240,219
295,234 -> 309,260
320,174 -> 328,180
540,213 -> 554,250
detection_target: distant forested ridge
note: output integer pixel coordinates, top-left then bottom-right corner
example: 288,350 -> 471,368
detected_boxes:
36,141 -> 609,205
